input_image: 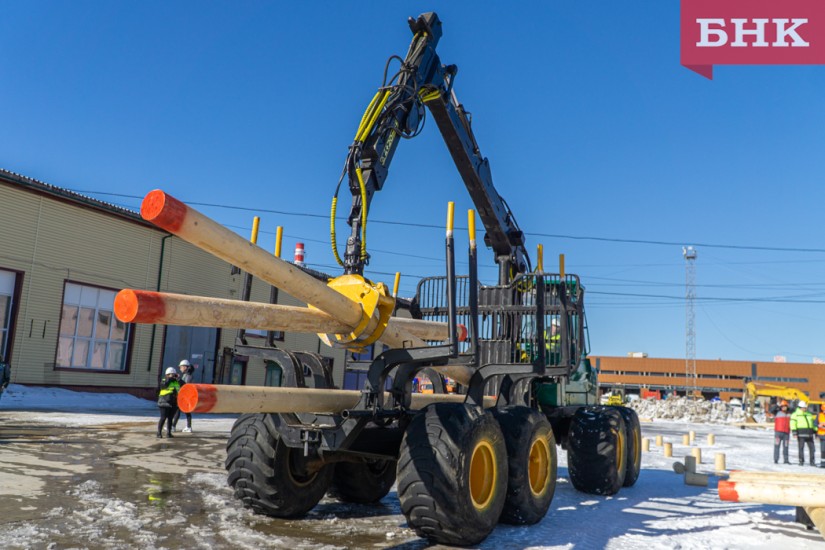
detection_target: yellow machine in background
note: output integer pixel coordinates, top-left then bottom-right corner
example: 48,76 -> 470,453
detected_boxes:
744,381 -> 823,422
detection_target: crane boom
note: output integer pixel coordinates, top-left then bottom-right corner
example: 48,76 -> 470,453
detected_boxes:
335,12 -> 530,284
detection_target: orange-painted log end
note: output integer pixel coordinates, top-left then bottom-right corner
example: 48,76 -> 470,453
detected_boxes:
718,480 -> 739,502
141,190 -> 187,232
114,289 -> 166,323
457,324 -> 468,343
179,383 -> 217,413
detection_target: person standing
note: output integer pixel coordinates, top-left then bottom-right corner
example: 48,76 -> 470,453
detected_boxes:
172,359 -> 194,433
817,404 -> 825,468
791,400 -> 817,466
157,367 -> 181,438
773,400 -> 791,464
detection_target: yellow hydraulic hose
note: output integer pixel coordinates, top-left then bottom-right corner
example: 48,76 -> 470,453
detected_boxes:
356,90 -> 391,143
356,166 -> 368,259
330,196 -> 344,266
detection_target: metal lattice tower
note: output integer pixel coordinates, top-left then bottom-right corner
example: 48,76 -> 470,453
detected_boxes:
683,246 -> 697,397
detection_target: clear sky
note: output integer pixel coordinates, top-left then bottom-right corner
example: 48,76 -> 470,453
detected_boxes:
2,2 -> 825,363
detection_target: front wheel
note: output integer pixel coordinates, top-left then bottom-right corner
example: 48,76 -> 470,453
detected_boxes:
225,413 -> 333,517
397,403 -> 508,546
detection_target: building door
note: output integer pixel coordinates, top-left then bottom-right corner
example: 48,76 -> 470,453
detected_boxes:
0,269 -> 19,361
162,326 -> 218,383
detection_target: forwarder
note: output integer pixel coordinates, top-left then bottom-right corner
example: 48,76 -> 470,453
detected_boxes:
126,12 -> 643,547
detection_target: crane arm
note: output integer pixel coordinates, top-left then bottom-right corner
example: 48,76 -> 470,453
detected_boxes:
333,12 -> 530,284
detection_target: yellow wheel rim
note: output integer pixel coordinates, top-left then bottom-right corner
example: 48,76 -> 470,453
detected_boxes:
528,436 -> 551,497
469,439 -> 497,511
286,448 -> 318,488
615,428 -> 626,474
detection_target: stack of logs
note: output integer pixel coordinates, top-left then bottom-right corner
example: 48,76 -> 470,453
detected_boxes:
115,190 -> 478,415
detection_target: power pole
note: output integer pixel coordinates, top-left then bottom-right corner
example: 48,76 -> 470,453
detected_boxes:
683,246 -> 697,397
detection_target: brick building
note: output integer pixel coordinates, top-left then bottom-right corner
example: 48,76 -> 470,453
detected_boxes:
592,355 -> 825,402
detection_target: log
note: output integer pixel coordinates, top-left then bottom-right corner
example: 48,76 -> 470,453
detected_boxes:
140,190 -> 427,350
804,507 -> 825,540
114,289 -> 456,342
178,383 -> 495,414
715,453 -> 726,473
727,471 -> 825,484
719,480 -> 825,507
685,471 -> 709,487
663,442 -> 673,457
141,190 -> 363,327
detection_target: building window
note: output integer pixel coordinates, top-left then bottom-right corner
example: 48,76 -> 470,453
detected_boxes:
264,360 -> 283,387
0,269 -> 16,360
57,282 -> 129,371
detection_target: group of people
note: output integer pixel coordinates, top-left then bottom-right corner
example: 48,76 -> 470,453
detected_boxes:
773,400 -> 825,467
156,359 -> 195,438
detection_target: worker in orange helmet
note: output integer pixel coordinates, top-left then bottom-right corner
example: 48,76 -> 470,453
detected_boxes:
817,404 -> 825,468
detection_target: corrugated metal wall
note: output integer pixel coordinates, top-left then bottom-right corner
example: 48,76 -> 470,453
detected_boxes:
0,179 -> 346,394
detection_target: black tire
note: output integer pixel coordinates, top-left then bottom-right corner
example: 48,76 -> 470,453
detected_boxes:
330,459 -> 397,504
225,413 -> 333,517
567,406 -> 627,496
397,403 -> 508,546
492,406 -> 557,525
612,406 -> 641,487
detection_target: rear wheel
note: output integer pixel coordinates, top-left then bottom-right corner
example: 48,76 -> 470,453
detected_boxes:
225,413 -> 333,517
397,403 -> 507,546
568,406 -> 626,495
330,458 -> 396,504
492,406 -> 557,525
613,406 -> 641,487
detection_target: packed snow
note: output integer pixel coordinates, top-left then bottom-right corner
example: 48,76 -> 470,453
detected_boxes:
0,385 -> 823,549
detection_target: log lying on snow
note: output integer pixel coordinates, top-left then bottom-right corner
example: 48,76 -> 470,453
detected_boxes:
178,383 -> 496,414
719,470 -> 825,539
719,479 -> 825,507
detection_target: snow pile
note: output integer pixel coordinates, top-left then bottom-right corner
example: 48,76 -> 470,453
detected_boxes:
0,383 -> 154,412
629,397 -> 747,424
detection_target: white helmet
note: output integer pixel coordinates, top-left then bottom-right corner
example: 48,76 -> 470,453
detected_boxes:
165,367 -> 178,376
799,400 -> 808,408
179,359 -> 191,368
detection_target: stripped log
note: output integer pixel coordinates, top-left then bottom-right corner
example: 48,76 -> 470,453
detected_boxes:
178,383 -> 495,414
114,289 -> 458,343
804,507 -> 825,540
719,479 -> 825,507
727,471 -> 825,484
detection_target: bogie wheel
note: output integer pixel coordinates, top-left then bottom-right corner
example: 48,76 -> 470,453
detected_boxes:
567,406 -> 627,495
492,406 -> 558,525
225,413 -> 333,517
397,403 -> 508,546
330,458 -> 397,504
612,406 -> 642,487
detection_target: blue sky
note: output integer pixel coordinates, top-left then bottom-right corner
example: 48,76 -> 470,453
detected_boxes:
3,2 -> 825,363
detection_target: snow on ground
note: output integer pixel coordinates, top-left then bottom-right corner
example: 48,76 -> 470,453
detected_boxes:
0,385 -> 823,549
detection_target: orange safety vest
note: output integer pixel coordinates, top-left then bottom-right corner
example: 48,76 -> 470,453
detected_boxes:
818,412 -> 825,437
